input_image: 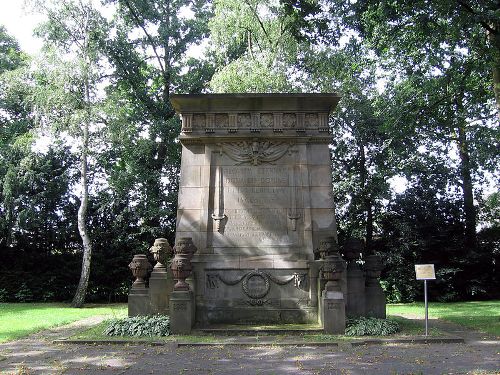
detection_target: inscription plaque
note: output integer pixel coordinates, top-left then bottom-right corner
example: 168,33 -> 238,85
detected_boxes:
211,160 -> 300,247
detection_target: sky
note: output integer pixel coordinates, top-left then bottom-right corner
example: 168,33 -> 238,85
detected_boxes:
0,1 -> 44,54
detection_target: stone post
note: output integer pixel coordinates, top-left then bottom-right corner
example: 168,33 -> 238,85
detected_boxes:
128,254 -> 152,316
321,239 -> 346,334
148,238 -> 174,315
169,237 -> 197,334
364,255 -> 386,318
343,238 -> 366,317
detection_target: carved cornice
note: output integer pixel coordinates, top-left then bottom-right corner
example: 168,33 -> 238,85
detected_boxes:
180,112 -> 331,134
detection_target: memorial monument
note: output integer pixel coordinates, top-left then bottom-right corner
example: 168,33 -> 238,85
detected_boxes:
127,93 -> 386,334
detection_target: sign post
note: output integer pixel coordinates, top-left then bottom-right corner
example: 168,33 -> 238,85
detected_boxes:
415,264 -> 436,336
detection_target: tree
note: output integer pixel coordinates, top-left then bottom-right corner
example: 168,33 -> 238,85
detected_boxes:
28,0 -> 108,306
330,0 -> 500,119
209,0 -> 312,92
100,0 -> 214,243
324,0 -> 499,249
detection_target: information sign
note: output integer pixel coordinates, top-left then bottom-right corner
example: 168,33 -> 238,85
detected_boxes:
415,264 -> 436,280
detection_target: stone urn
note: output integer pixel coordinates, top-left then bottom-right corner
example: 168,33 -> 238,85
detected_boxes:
170,254 -> 192,291
170,237 -> 198,291
316,236 -> 339,259
149,238 -> 173,270
364,255 -> 383,286
128,254 -> 151,289
174,237 -> 197,260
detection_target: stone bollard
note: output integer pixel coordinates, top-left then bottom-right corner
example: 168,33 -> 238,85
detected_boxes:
321,252 -> 346,334
128,254 -> 152,316
364,255 -> 386,318
148,238 -> 174,315
169,237 -> 197,334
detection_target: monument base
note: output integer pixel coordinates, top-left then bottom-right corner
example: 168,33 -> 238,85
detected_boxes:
128,287 -> 151,317
170,290 -> 195,334
346,266 -> 365,317
365,285 -> 386,318
149,268 -> 174,315
322,289 -> 345,334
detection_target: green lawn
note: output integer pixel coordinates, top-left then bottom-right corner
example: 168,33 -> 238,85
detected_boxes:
0,303 -> 127,342
387,300 -> 500,336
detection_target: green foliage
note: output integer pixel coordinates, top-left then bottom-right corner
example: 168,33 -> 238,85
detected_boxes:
209,0 -> 307,92
345,317 -> 399,336
104,315 -> 170,337
0,289 -> 8,303
14,283 -> 34,303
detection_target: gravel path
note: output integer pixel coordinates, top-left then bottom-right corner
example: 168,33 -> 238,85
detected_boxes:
0,317 -> 498,375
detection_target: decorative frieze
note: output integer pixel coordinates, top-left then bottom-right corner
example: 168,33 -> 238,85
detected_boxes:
180,112 -> 330,134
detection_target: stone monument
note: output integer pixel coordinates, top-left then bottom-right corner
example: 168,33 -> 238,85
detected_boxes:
127,94 -> 387,333
170,93 -> 343,326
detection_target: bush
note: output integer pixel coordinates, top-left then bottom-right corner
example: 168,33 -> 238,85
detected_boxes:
104,315 -> 170,337
14,283 -> 34,302
345,317 -> 399,336
0,288 -> 8,302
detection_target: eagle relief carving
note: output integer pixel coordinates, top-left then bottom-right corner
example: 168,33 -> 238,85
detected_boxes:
217,140 -> 293,166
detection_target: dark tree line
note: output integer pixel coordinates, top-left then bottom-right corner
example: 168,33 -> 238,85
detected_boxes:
0,0 -> 498,304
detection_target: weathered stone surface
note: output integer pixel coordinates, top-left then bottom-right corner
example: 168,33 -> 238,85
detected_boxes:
169,291 -> 194,334
128,288 -> 151,317
171,94 -> 341,327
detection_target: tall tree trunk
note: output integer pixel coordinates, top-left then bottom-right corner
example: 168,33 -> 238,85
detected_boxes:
488,14 -> 500,120
358,138 -> 373,249
493,61 -> 500,120
454,92 -> 477,250
72,68 -> 93,308
457,122 -> 477,249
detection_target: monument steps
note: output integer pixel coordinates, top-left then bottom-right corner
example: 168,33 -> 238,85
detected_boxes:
192,324 -> 323,336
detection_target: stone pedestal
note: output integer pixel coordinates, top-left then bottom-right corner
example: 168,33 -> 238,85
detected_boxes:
346,264 -> 366,317
128,254 -> 152,316
149,268 -> 174,315
365,284 -> 386,318
128,288 -> 151,316
364,255 -> 386,318
321,254 -> 346,334
322,289 -> 346,334
169,290 -> 195,334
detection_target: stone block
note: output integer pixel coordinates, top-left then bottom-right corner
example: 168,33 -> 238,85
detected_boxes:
322,292 -> 345,334
176,209 -> 201,232
182,144 -> 205,165
149,269 -> 174,315
128,288 -> 151,317
309,165 -> 334,187
170,291 -> 195,334
365,285 -> 386,318
178,187 -> 203,209
307,144 -> 332,165
179,166 -> 201,187
310,187 -> 335,209
346,267 -> 366,318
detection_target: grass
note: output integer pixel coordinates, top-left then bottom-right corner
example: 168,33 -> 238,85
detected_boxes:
0,303 -> 127,342
70,315 -> 446,343
387,300 -> 500,336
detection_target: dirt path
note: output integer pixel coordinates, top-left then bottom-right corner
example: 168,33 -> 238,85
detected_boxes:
0,317 -> 498,375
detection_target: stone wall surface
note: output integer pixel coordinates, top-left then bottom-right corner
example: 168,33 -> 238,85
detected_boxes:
171,94 -> 344,325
